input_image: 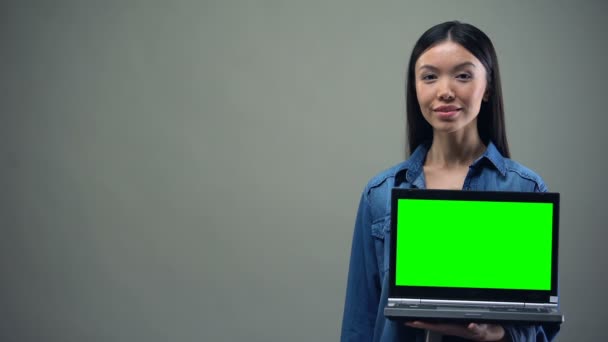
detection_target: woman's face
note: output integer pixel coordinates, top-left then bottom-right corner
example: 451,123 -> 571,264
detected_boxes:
414,41 -> 488,135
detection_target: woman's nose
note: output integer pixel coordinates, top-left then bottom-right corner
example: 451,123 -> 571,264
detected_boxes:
437,79 -> 455,101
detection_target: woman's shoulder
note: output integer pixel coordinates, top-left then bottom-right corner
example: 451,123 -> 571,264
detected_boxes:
501,158 -> 548,192
358,161 -> 408,220
363,144 -> 429,195
360,161 -> 405,195
361,157 -> 419,204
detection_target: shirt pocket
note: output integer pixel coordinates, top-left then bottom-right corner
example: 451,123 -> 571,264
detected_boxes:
371,216 -> 391,275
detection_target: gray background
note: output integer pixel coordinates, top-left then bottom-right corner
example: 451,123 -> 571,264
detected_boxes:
0,1 -> 606,341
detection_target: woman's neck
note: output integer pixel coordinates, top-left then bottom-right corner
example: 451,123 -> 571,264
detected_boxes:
426,131 -> 486,169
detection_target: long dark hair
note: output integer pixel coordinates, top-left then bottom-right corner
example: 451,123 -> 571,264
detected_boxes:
405,21 -> 510,158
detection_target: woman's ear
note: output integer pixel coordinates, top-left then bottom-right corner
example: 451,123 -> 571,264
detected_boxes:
483,89 -> 490,102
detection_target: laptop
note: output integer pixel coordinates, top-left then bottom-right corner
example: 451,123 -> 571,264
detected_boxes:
384,189 -> 564,324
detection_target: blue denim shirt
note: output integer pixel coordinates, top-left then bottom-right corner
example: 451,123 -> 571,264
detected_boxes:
340,142 -> 560,342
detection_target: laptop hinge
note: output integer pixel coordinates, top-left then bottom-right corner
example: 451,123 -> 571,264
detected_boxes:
388,298 -> 421,305
421,299 -> 525,307
524,302 -> 559,308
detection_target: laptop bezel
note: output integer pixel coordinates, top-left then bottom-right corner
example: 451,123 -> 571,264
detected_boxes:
388,188 -> 560,303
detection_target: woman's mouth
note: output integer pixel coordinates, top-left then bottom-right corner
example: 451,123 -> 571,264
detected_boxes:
434,105 -> 461,118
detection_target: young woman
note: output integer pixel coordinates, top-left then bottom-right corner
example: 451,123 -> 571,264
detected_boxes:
340,21 -> 560,342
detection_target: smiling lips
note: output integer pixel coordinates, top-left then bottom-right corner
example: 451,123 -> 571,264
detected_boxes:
433,105 -> 461,118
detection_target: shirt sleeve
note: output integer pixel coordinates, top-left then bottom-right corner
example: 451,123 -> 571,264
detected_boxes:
503,323 -> 560,342
340,191 -> 382,342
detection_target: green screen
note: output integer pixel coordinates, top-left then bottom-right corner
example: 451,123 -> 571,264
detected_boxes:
395,199 -> 553,290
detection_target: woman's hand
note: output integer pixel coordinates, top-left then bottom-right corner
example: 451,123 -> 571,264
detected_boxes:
405,321 -> 508,341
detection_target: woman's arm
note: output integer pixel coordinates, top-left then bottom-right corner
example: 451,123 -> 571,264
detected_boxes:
340,191 -> 382,342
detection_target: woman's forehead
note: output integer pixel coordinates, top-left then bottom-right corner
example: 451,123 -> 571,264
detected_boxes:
415,41 -> 483,71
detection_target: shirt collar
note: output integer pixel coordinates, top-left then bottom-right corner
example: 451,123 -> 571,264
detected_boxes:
474,141 -> 507,176
395,141 -> 507,186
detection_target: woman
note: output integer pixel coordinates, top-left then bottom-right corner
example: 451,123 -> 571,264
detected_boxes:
340,21 -> 560,342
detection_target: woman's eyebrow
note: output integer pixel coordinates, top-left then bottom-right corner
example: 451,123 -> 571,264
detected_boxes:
452,62 -> 477,70
417,61 -> 477,72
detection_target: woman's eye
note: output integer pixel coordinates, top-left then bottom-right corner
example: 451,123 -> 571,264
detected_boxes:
456,73 -> 472,80
421,74 -> 437,81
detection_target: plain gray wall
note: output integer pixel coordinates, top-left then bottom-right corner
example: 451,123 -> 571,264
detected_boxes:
1,1 -> 606,341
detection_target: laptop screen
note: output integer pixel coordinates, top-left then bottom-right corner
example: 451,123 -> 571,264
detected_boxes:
395,199 -> 553,290
389,189 -> 560,303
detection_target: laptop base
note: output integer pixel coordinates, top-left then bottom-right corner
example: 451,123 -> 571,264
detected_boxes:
384,306 -> 564,325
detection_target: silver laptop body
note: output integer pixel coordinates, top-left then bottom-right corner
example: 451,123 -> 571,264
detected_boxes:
384,189 -> 564,324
